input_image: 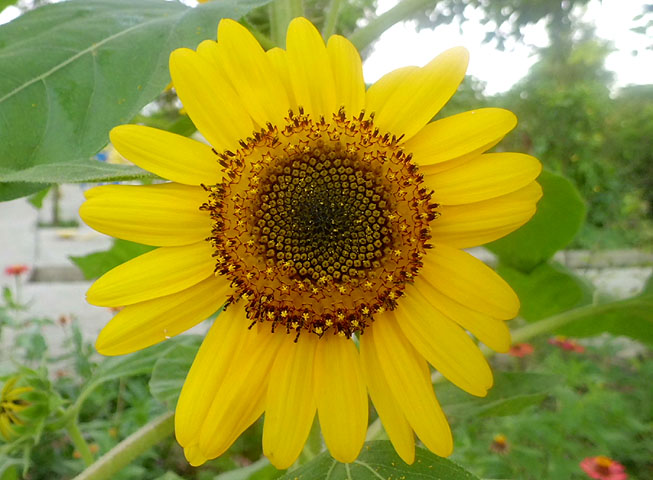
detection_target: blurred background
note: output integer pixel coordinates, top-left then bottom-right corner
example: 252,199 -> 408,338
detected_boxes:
0,0 -> 651,479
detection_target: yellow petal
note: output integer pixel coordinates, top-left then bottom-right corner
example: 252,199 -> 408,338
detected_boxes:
426,152 -> 542,205
314,334 -> 367,463
216,19 -> 289,126
79,183 -> 211,246
266,47 -> 297,109
412,281 -> 511,352
263,334 -> 318,469
286,17 -> 337,118
327,35 -> 365,116
199,325 -> 284,459
183,443 -> 208,467
366,47 -> 469,141
405,108 -> 517,166
360,328 -> 415,464
95,276 -> 228,356
169,48 -> 252,152
175,306 -> 249,446
365,66 -> 418,117
431,182 -> 543,248
109,125 -> 221,185
87,241 -> 215,307
396,290 -> 493,396
0,416 -> 14,440
369,315 -> 453,456
422,244 -> 519,319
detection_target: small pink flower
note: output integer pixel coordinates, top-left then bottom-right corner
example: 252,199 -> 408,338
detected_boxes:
549,335 -> 585,353
580,456 -> 628,480
508,342 -> 534,357
4,264 -> 29,276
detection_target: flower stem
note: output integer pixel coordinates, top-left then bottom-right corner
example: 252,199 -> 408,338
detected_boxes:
240,19 -> 276,50
510,303 -> 610,344
348,0 -> 436,51
322,0 -> 342,38
72,412 -> 174,480
269,0 -> 305,47
67,420 -> 94,467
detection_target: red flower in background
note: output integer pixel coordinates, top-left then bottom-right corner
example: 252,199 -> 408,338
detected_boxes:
580,456 -> 627,480
549,335 -> 585,353
4,264 -> 29,276
508,342 -> 534,357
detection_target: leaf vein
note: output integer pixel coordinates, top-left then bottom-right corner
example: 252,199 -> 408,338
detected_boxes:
353,460 -> 385,480
0,16 -> 165,105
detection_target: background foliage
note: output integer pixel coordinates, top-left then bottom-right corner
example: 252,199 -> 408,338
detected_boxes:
0,0 -> 651,479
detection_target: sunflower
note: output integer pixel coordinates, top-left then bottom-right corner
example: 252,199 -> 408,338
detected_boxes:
80,17 -> 541,469
0,376 -> 33,441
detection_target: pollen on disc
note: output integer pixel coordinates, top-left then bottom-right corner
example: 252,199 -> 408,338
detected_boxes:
202,108 -> 437,339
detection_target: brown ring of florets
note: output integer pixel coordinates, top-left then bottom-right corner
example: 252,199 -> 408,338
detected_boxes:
201,107 -> 438,339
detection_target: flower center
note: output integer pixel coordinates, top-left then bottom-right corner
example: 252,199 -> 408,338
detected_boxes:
594,456 -> 613,472
252,147 -> 393,283
202,108 -> 437,339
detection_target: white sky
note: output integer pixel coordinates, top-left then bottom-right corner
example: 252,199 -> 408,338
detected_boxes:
1,0 -> 651,94
363,0 -> 653,94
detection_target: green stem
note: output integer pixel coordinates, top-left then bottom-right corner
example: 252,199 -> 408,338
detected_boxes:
269,0 -> 305,47
241,19 -> 276,50
349,0 -> 436,51
322,0 -> 342,38
67,420 -> 94,467
73,412 -> 174,480
510,303 -> 612,344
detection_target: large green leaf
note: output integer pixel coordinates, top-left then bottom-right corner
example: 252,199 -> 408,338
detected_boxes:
0,181 -> 46,202
0,0 -> 270,195
278,441 -> 479,480
70,238 -> 155,280
498,261 -> 593,322
557,285 -> 653,345
437,372 -> 560,419
487,170 -> 586,272
149,336 -> 202,409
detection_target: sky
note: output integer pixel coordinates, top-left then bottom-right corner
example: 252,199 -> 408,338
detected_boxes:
363,0 -> 653,94
0,0 -> 651,94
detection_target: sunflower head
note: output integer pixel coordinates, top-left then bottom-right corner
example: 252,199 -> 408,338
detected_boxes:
80,16 -> 541,470
202,105 -> 437,338
0,374 -> 48,442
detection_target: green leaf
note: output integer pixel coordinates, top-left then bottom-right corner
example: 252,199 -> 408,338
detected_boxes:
149,336 -> 202,409
0,0 -> 271,197
498,261 -> 593,322
92,341 -> 177,385
278,440 -> 479,480
0,0 -> 18,15
437,372 -> 560,419
0,182 -> 47,202
26,186 -> 51,209
557,285 -> 653,345
0,161 -> 158,184
154,472 -> 185,480
487,170 -> 586,272
70,239 -> 155,280
67,340 -> 182,422
214,458 -> 276,480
